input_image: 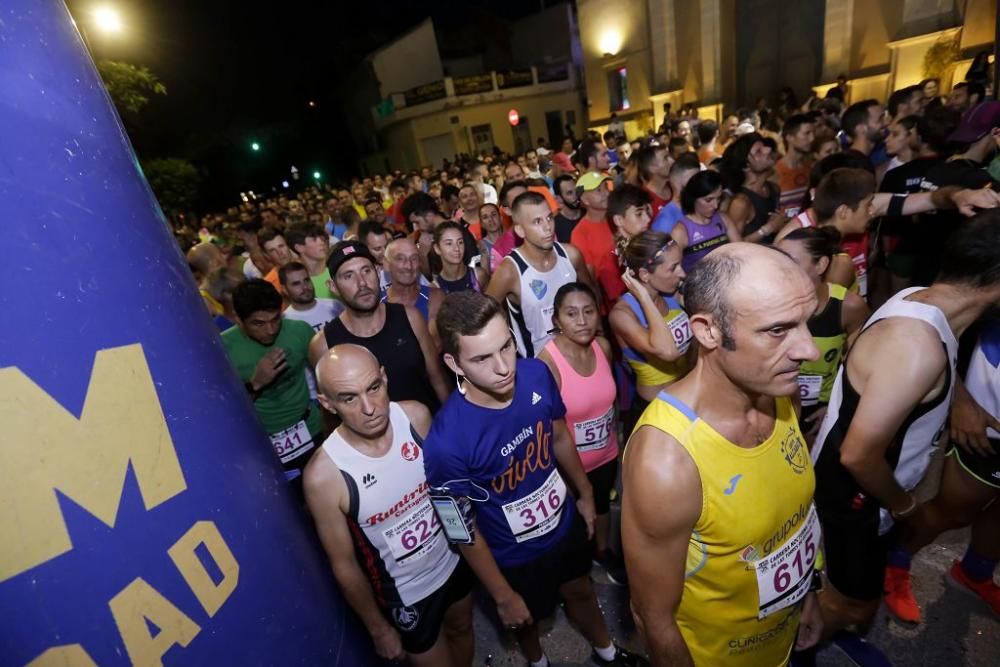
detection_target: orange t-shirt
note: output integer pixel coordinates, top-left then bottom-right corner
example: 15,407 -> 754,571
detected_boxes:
775,158 -> 812,213
570,217 -> 625,309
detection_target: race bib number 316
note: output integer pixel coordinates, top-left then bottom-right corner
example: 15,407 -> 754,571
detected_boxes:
502,469 -> 568,543
755,505 -> 820,619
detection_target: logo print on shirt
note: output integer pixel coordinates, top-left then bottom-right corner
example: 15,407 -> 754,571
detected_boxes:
362,472 -> 377,488
723,474 -> 743,496
401,441 -> 420,461
780,427 -> 807,474
531,392 -> 542,405
530,279 -> 547,300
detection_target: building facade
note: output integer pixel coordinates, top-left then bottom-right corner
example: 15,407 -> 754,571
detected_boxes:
577,0 -> 996,137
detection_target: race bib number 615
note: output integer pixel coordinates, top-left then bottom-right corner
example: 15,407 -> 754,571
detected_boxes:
755,505 -> 820,619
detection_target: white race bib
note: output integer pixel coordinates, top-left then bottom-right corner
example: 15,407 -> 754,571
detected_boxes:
381,501 -> 442,563
501,469 -> 568,543
269,420 -> 315,464
797,375 -> 822,407
755,505 -> 820,619
574,406 -> 614,452
667,311 -> 692,354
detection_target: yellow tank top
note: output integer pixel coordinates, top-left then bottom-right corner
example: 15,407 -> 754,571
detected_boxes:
631,392 -> 818,666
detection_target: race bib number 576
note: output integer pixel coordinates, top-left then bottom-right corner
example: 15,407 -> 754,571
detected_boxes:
755,505 -> 820,619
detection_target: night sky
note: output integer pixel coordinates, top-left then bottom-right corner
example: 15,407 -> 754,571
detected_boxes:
66,0 -> 551,208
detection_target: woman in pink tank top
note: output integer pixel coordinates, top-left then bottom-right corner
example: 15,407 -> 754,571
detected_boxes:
537,282 -> 625,582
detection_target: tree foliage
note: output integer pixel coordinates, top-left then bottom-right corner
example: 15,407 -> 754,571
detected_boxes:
96,60 -> 167,115
143,158 -> 200,212
923,34 -> 962,85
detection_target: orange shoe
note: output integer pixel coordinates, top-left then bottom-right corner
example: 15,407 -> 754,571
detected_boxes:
883,565 -> 921,623
948,559 -> 1000,616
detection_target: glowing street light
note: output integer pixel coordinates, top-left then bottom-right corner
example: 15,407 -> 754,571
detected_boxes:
312,171 -> 322,180
93,6 -> 123,34
251,141 -> 261,152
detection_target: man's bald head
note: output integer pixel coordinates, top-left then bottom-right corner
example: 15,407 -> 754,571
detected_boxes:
683,243 -> 807,350
316,344 -> 381,396
187,242 -> 226,282
384,237 -> 417,262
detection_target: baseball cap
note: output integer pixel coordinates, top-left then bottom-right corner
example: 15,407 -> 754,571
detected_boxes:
326,240 -> 375,276
948,101 -> 1000,144
551,152 -> 575,173
576,171 -> 611,194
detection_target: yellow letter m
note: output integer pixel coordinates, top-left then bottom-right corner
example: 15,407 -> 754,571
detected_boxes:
0,344 -> 187,582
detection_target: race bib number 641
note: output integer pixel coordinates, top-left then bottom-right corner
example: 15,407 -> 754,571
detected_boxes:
755,505 -> 820,619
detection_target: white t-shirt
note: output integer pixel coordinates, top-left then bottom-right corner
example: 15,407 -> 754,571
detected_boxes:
242,256 -> 264,279
480,182 -> 499,205
284,299 -> 345,399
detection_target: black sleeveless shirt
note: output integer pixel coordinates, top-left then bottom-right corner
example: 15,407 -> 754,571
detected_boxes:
324,303 -> 440,413
740,182 -> 780,241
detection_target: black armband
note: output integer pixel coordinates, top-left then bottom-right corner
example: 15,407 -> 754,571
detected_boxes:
887,193 -> 907,218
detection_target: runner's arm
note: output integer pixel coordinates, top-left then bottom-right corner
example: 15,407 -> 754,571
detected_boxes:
564,242 -> 598,296
668,221 -> 689,251
841,290 -> 870,349
726,193 -> 755,235
825,254 -> 856,293
609,289 -> 683,362
721,212 -> 743,242
621,426 -> 700,667
458,530 -> 533,627
303,458 -> 398,644
406,305 -> 451,404
398,400 -> 433,440
484,258 -> 517,306
839,324 -> 948,513
552,418 -> 595,536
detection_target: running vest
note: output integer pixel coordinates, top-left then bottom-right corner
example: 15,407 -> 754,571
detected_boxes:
543,338 -> 619,472
435,267 -> 480,294
630,393 -> 817,666
505,243 -> 577,358
322,402 -> 458,607
678,213 -> 730,274
813,287 -> 958,531
382,285 -> 431,321
619,292 -> 691,389
798,283 -> 847,407
324,303 -> 440,412
740,183 -> 780,239
966,320 -> 1000,440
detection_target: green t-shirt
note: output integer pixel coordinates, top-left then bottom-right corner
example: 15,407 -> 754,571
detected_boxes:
222,319 -> 322,437
311,267 -> 334,300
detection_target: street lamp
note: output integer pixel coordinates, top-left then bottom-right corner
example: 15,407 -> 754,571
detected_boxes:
251,141 -> 260,152
92,6 -> 123,34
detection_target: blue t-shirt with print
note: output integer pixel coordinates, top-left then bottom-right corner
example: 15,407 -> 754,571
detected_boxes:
422,359 -> 574,567
651,200 -> 684,234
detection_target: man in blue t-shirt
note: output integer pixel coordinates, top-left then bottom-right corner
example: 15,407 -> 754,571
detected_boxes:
424,292 -> 645,667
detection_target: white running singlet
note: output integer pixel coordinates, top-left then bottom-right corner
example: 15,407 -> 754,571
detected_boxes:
322,402 -> 458,607
505,242 -> 576,358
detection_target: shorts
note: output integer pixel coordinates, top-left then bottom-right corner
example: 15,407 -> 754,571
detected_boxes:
499,513 -> 593,621
586,458 -> 619,515
950,438 -> 1000,489
817,503 -> 891,601
383,558 -> 475,654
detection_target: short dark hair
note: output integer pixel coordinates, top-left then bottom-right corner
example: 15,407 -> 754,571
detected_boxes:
682,250 -> 743,350
258,227 -> 285,246
358,220 -> 388,243
436,291 -> 507,358
916,105 -> 961,154
936,210 -> 1000,288
607,184 -> 651,223
432,220 -> 465,246
390,178 -> 408,192
888,85 -> 921,118
813,168 -> 876,222
233,279 -> 283,320
499,179 -> 528,207
680,170 -> 724,214
440,184 -> 460,201
781,226 -> 843,262
284,222 -> 325,251
552,281 -> 597,315
637,144 -> 668,182
697,120 -> 719,145
670,153 -> 701,181
622,230 -> 675,273
401,192 -> 440,222
841,100 -> 879,139
668,136 -> 689,151
278,260 -> 309,286
511,190 -> 548,217
554,174 -> 576,195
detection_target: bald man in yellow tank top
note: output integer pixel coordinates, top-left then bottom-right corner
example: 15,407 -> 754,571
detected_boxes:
623,243 -> 824,666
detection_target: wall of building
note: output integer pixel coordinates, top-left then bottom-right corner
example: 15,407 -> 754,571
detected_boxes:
851,0 -> 902,74
577,0 -> 652,123
961,0 -> 997,49
509,2 -> 576,68
370,19 -> 444,97
673,0 -> 703,104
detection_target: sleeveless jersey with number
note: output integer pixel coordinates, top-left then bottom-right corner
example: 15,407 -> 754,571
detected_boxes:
813,287 -> 958,531
798,283 -> 847,407
629,393 -> 817,666
506,243 -> 577,358
322,402 -> 458,607
966,319 -> 1000,439
677,213 -> 730,273
619,293 -> 691,389
543,339 -> 619,472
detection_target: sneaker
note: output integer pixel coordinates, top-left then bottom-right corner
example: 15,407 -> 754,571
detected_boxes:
947,559 -> 1000,616
830,631 -> 893,667
596,551 -> 629,586
883,565 -> 921,623
590,643 -> 649,666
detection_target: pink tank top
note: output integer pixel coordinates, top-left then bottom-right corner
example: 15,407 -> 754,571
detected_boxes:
543,338 -> 619,472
